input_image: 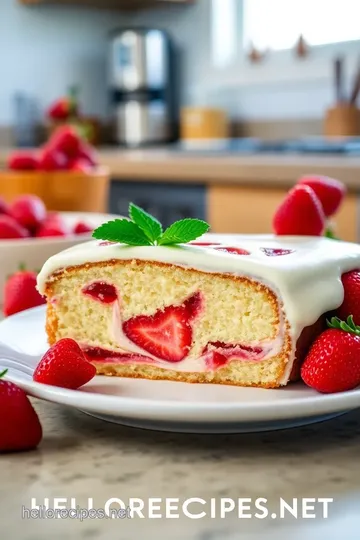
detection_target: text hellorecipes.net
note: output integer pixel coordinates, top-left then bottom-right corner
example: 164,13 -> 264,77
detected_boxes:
23,497 -> 334,521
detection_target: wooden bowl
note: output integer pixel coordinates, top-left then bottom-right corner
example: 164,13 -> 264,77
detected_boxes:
0,167 -> 110,213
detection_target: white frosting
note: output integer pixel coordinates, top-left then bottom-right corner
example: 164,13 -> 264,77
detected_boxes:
37,234 -> 360,378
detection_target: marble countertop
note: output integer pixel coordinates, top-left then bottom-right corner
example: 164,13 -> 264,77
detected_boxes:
2,398 -> 360,540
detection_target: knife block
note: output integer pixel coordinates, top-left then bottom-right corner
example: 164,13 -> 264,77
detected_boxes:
324,104 -> 360,137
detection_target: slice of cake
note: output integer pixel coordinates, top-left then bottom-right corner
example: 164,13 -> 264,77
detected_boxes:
36,204 -> 360,389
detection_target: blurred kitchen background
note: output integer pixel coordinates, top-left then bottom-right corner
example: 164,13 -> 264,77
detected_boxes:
1,0 -> 360,240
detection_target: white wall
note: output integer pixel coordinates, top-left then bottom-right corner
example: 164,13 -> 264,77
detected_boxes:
0,0 -> 130,125
1,0 -> 358,128
133,0 -> 360,122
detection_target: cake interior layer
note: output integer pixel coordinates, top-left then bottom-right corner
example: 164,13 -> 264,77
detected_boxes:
45,259 -> 293,388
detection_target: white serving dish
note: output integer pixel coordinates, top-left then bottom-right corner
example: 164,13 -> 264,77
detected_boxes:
0,211 -> 120,306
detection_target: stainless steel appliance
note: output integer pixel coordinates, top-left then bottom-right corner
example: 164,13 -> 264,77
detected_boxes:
110,28 -> 178,147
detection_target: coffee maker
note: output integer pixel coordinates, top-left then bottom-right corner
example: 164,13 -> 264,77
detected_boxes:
109,28 -> 178,147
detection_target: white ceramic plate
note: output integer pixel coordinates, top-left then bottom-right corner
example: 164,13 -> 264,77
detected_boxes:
0,306 -> 358,433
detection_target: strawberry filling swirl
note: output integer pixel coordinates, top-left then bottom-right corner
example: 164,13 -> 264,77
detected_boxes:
81,281 -> 277,371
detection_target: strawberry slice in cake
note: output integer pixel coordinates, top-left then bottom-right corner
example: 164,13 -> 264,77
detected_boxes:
37,194 -> 360,389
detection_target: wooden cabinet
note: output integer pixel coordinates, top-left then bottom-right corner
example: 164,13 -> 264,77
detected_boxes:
208,185 -> 358,243
20,0 -> 192,10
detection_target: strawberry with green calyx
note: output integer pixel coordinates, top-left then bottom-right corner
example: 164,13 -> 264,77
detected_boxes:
47,85 -> 79,121
3,268 -> 46,316
272,185 -> 326,236
0,369 -> 43,453
301,316 -> 360,393
298,175 -> 346,217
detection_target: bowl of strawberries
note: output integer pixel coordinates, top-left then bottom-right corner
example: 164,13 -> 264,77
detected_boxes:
0,193 -> 120,308
2,126 -> 109,214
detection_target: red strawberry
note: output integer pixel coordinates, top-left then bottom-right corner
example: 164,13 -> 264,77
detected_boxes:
260,248 -> 294,256
3,270 -> 46,316
77,141 -> 98,167
44,212 -> 66,227
0,197 -> 9,215
298,175 -> 346,217
214,247 -> 250,255
69,158 -> 93,173
36,224 -> 67,238
123,305 -> 193,362
273,185 -> 325,236
337,270 -> 360,325
10,195 -> 46,231
0,215 -> 30,240
73,221 -> 93,234
301,316 -> 360,393
50,126 -> 82,158
0,370 -> 42,452
38,145 -> 68,171
7,151 -> 39,171
47,97 -> 77,121
36,212 -> 69,238
33,338 -> 96,389
183,292 -> 202,319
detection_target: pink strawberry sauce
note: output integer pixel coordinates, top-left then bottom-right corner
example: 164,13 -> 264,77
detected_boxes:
99,241 -> 117,246
82,281 -> 117,304
261,248 -> 294,257
83,347 -> 156,364
204,342 -> 266,370
214,247 -> 250,256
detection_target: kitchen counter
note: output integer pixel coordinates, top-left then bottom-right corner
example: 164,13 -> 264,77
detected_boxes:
1,147 -> 360,189
1,146 -> 360,242
2,398 -> 360,540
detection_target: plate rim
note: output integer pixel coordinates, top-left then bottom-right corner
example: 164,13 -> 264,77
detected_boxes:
1,306 -> 360,425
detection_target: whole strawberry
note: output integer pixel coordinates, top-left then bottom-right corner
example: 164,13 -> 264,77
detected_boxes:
0,215 -> 30,240
337,270 -> 360,325
47,97 -> 77,121
0,197 -> 9,215
298,175 -> 346,217
7,151 -> 39,171
33,338 -> 96,389
273,185 -> 325,236
38,145 -> 68,171
0,370 -> 42,452
50,126 -> 82,158
4,270 -> 46,316
10,195 -> 47,232
73,221 -> 93,234
301,316 -> 360,393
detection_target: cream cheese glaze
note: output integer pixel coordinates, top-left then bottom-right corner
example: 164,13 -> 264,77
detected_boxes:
37,233 -> 360,349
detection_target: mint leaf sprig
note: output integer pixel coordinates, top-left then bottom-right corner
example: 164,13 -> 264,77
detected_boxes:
327,315 -> 360,336
92,203 -> 210,247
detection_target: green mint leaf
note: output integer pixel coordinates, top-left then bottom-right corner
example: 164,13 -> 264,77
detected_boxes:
92,219 -> 152,246
129,203 -> 162,243
0,369 -> 8,379
158,219 -> 210,246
